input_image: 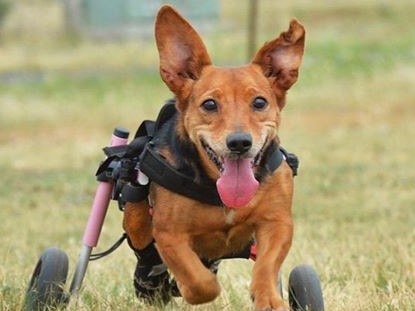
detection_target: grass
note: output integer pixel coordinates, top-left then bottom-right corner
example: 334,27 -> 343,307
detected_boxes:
1,0 -> 415,310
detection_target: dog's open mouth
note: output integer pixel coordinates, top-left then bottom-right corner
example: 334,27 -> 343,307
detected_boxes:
202,140 -> 264,172
202,140 -> 263,209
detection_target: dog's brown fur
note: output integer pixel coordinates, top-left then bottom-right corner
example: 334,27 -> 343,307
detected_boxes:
123,5 -> 305,310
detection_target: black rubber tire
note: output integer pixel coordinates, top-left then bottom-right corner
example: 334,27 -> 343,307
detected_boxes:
288,264 -> 324,311
24,247 -> 69,311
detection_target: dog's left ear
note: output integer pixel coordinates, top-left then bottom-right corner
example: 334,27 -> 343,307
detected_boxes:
252,20 -> 305,103
155,5 -> 212,107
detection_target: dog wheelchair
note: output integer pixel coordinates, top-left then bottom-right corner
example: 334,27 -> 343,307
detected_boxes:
24,105 -> 325,310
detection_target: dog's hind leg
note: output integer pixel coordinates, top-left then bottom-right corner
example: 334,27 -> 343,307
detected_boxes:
123,202 -> 172,304
123,201 -> 153,250
154,232 -> 221,305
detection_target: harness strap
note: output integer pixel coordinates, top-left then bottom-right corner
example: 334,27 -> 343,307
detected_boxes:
138,142 -> 294,206
281,148 -> 299,176
121,183 -> 149,203
139,144 -> 223,206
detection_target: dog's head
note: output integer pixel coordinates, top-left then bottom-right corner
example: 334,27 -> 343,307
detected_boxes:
155,5 -> 305,208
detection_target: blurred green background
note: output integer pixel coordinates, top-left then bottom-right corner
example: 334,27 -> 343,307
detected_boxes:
1,1 -> 414,310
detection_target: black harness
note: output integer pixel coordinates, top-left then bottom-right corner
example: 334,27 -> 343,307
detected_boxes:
96,101 -> 299,207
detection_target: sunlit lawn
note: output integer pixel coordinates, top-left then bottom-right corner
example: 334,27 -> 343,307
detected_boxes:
1,1 -> 415,310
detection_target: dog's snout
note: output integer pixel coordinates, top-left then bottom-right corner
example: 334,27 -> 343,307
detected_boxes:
226,132 -> 252,154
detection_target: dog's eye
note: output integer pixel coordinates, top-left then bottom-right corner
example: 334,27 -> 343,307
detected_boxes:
201,99 -> 218,112
252,97 -> 268,111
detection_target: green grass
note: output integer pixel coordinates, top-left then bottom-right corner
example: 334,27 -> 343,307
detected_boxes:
1,1 -> 415,310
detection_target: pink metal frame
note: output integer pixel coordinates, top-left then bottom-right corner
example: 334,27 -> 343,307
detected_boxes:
70,129 -> 129,295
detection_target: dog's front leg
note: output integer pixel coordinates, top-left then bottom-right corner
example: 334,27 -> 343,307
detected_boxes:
250,220 -> 293,311
154,232 -> 221,304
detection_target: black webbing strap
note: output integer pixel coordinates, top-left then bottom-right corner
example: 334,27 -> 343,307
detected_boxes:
138,141 -> 297,206
280,147 -> 299,176
121,183 -> 149,203
139,144 -> 223,206
255,143 -> 284,182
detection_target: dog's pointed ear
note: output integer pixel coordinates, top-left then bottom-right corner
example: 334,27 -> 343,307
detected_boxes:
155,5 -> 212,107
252,19 -> 305,103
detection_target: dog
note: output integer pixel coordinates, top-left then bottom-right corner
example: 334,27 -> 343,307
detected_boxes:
122,5 -> 305,310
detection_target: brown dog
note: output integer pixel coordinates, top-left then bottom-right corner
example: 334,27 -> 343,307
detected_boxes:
123,5 -> 305,310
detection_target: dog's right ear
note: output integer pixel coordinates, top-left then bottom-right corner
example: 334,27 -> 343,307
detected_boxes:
155,5 -> 212,107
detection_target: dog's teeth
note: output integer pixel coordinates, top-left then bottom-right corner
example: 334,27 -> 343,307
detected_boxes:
203,141 -> 223,171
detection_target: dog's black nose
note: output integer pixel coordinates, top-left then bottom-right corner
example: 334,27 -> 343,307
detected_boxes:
226,132 -> 252,154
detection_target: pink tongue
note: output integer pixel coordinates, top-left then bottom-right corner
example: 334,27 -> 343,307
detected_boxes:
216,158 -> 259,208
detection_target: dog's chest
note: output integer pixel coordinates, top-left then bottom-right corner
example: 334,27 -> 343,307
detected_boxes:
193,216 -> 254,259
222,205 -> 254,226
224,209 -> 237,225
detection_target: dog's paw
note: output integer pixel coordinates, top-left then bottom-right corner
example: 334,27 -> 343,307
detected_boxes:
251,289 -> 288,311
178,273 -> 221,305
255,300 -> 289,311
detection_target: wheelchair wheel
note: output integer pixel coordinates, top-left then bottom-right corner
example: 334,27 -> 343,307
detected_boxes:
25,247 -> 69,311
288,264 -> 324,311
